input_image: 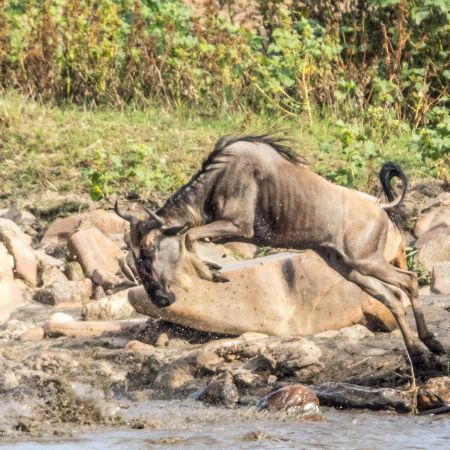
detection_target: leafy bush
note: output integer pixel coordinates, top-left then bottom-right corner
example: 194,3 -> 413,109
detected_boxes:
0,0 -> 448,182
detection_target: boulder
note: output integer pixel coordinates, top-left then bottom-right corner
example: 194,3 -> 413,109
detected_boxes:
0,276 -> 25,325
195,241 -> 238,266
196,373 -> 239,407
153,363 -> 195,390
0,242 -> 13,278
68,227 -> 123,278
256,384 -> 320,413
82,290 -> 135,320
0,219 -> 37,287
34,249 -> 65,271
43,210 -> 129,243
65,261 -> 85,281
34,279 -> 92,305
414,194 -> 450,238
2,234 -> 37,287
0,218 -> 32,245
416,230 -> 450,273
129,251 -> 392,336
0,207 -> 37,228
431,262 -> 450,294
40,266 -> 68,288
20,326 -> 45,342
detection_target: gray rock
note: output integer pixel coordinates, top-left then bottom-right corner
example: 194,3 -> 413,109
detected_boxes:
268,338 -> 322,372
431,262 -> 450,294
196,373 -> 239,407
68,227 -> 123,279
82,290 -> 134,320
417,230 -> 450,273
65,261 -> 85,281
314,382 -> 411,412
40,266 -> 68,288
34,279 -> 92,305
256,384 -> 320,413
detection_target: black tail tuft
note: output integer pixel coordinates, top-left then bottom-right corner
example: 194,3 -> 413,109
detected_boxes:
379,162 -> 408,205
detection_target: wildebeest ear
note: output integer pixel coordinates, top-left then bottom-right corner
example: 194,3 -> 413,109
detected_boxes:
162,224 -> 189,236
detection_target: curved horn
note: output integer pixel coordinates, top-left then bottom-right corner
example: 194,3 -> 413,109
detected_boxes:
114,200 -> 136,223
143,206 -> 165,226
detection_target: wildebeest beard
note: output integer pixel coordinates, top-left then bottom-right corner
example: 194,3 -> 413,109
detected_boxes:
136,253 -> 176,308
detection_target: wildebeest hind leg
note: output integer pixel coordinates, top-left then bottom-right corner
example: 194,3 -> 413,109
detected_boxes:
349,260 -> 445,354
346,269 -> 427,361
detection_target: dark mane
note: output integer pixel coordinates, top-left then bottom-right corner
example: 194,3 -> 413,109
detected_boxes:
162,132 -> 304,213
204,132 -> 306,168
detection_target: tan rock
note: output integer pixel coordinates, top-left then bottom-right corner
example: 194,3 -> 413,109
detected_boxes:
224,242 -> 257,259
1,232 -> 37,287
155,332 -> 170,347
82,289 -> 135,320
431,262 -> 450,294
0,218 -> 32,245
91,269 -> 123,289
20,326 -> 45,342
34,279 -> 92,305
415,198 -> 450,238
34,249 -> 65,270
417,231 -> 450,272
0,242 -> 13,278
125,340 -> 156,353
65,261 -> 85,281
41,266 -> 68,287
68,227 -> 123,277
195,241 -> 238,266
43,210 -> 129,242
0,276 -> 25,324
196,349 -> 224,373
129,251 -> 380,336
154,363 -> 194,390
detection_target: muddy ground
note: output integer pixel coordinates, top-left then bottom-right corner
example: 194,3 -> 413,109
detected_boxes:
2,292 -> 450,441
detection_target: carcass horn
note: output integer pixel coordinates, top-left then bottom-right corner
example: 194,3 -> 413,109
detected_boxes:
114,200 -> 136,223
143,206 -> 165,226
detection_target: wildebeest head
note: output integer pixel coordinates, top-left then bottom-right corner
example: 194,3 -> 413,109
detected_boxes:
115,202 -> 212,308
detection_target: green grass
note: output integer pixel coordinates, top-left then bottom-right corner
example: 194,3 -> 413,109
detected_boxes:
0,91 -> 430,206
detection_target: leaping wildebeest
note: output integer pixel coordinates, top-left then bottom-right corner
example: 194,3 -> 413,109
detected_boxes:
115,134 -> 445,362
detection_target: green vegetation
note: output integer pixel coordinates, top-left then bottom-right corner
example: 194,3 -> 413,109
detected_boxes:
0,0 -> 448,202
0,91 -> 433,202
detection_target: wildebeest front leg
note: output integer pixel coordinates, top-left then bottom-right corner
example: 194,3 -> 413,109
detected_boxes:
187,220 -> 253,242
187,220 -> 253,282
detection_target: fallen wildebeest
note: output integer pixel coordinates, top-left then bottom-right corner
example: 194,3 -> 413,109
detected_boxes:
115,134 -> 445,362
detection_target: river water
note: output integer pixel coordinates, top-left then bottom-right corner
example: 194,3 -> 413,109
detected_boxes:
2,399 -> 449,450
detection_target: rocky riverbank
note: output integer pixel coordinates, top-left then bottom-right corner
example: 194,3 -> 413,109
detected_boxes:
1,184 -> 450,440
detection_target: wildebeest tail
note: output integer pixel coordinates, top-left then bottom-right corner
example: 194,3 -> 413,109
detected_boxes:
379,162 -> 408,211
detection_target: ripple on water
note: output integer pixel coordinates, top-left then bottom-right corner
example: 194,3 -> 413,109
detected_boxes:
2,400 -> 450,450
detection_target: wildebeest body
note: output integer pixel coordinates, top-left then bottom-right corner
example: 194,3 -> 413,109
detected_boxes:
116,134 -> 446,364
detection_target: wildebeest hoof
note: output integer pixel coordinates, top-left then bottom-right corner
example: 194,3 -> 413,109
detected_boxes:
422,335 -> 446,355
203,261 -> 222,271
411,351 -> 447,374
211,271 -> 230,283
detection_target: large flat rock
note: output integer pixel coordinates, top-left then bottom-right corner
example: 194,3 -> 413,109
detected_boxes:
129,251 -> 393,336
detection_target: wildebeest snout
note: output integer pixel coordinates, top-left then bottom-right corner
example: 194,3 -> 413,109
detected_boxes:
143,279 -> 176,308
